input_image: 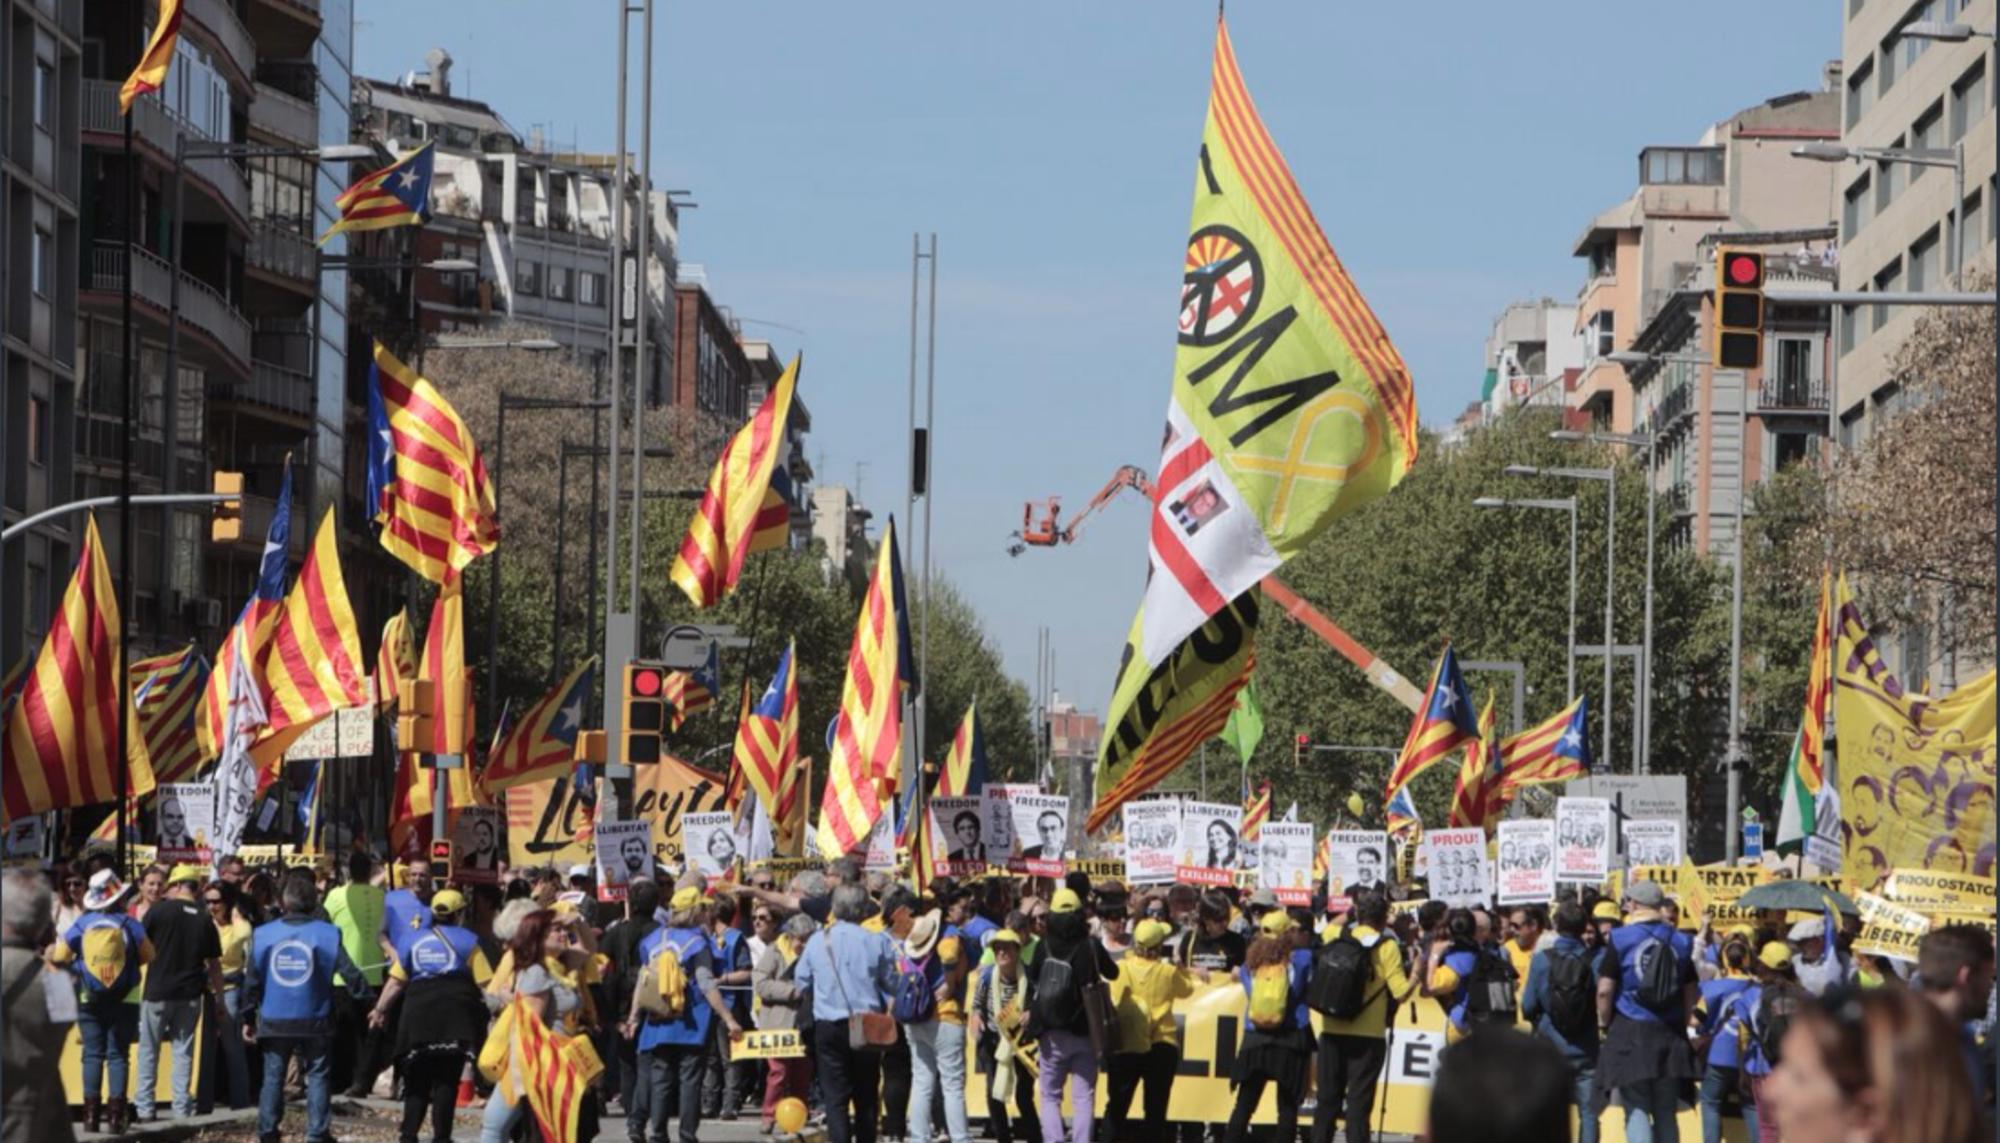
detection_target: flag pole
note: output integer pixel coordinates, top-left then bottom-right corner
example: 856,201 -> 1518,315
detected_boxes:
115,68 -> 138,876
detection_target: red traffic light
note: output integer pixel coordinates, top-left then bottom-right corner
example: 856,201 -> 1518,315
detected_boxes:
429,839 -> 452,865
1296,734 -> 1311,746
1724,251 -> 1763,287
631,666 -> 664,697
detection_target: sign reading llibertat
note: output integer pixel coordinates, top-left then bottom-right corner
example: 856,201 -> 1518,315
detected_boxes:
1258,821 -> 1315,906
1176,801 -> 1243,887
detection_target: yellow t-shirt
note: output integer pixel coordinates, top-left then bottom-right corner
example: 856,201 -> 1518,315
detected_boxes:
216,918 -> 254,979
1427,959 -> 1468,1043
1504,939 -> 1536,986
1320,925 -> 1414,1039
935,935 -> 967,1025
1112,955 -> 1195,1049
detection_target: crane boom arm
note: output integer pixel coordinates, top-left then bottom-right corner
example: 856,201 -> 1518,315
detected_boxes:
1261,576 -> 1423,713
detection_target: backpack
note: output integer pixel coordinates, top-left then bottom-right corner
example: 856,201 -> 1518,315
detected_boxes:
1752,982 -> 1805,1067
892,955 -> 937,1024
1544,948 -> 1596,1041
1462,948 -> 1518,1026
1247,962 -> 1294,1030
76,915 -> 140,1000
1032,947 -> 1085,1030
636,933 -> 692,1019
1308,927 -> 1376,1020
1630,930 -> 1682,1011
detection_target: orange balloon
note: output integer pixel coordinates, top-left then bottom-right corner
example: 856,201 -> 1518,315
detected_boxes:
774,1096 -> 808,1134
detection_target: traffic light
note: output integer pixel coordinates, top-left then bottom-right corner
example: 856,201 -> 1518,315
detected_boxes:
396,679 -> 436,754
211,471 -> 243,542
623,660 -> 669,765
1295,733 -> 1310,767
1714,248 -> 1765,370
429,839 -> 452,866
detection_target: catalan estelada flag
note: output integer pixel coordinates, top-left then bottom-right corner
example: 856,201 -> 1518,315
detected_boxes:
1382,646 -> 1478,806
1497,694 -> 1592,795
1386,784 -> 1423,841
1090,12 -> 1417,833
320,143 -> 434,244
669,356 -> 800,607
377,609 -> 416,709
198,464 -> 293,759
1448,692 -> 1502,832
481,659 -> 594,794
3,515 -> 156,818
935,701 -> 989,798
731,642 -> 799,834
118,0 -> 183,113
261,510 -> 368,734
368,341 -> 500,584
131,646 -> 209,785
419,572 -> 474,756
818,519 -> 908,859
664,643 -> 720,730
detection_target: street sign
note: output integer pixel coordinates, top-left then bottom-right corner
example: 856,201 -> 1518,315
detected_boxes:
1743,821 -> 1764,860
284,706 -> 375,761
660,623 -> 748,669
1563,776 -> 1688,862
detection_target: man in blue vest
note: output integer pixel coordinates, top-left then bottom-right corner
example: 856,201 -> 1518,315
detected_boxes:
1593,879 -> 1699,1143
244,873 -> 369,1143
630,886 -> 740,1143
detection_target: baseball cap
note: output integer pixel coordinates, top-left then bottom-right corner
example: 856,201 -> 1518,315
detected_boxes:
1624,880 -> 1667,908
1245,888 -> 1280,911
568,864 -> 593,880
430,889 -> 467,916
1050,888 -> 1083,914
1134,919 -> 1172,949
1759,942 -> 1794,970
670,885 -> 705,910
167,864 -> 205,887
1591,900 -> 1623,922
1259,909 -> 1296,937
987,928 -> 1023,948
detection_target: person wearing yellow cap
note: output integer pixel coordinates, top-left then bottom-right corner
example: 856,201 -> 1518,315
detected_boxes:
1693,932 -> 1760,1143
1103,915 -> 1194,1141
1024,886 -> 1119,1143
135,861 -> 220,1123
969,927 -> 1036,1143
368,888 -> 491,1143
1734,941 -> 1799,1137
1315,888 -> 1417,1143
628,884 -> 739,1143
1221,906 -> 1312,1143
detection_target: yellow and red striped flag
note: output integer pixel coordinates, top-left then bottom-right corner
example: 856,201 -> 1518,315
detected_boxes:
670,356 -> 800,608
773,755 -> 812,857
131,646 -> 209,785
1240,780 -> 1272,845
480,659 -> 595,794
261,510 -> 368,734
492,996 -> 602,1143
1778,570 -> 1834,851
3,515 -> 156,818
936,702 -> 989,798
1448,693 -> 1503,832
118,0 -> 183,113
368,342 -> 500,584
377,609 -> 416,709
320,145 -> 434,243
197,464 -> 295,760
388,749 -> 479,859
419,572 -> 474,756
817,520 -> 909,859
663,643 -> 720,731
1381,647 -> 1479,806
730,641 -> 798,825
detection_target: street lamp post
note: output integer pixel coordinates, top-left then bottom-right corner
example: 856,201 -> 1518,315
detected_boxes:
1506,464 -> 1616,767
1473,496 -> 1579,700
1793,143 -> 1967,279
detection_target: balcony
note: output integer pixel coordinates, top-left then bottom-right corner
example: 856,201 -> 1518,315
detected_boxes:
249,221 -> 316,282
1652,383 -> 1693,434
185,0 -> 258,86
250,83 -> 316,147
1757,376 -> 1830,414
212,362 -> 314,421
89,242 -> 252,371
81,81 -> 250,225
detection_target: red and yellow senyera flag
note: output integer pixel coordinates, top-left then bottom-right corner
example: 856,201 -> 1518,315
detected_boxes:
261,510 -> 369,734
118,0 -> 184,113
670,356 -> 800,608
817,521 -> 908,858
1090,14 -> 1417,832
377,609 -> 417,710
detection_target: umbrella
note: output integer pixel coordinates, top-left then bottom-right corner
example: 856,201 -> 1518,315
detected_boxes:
1737,879 -> 1859,916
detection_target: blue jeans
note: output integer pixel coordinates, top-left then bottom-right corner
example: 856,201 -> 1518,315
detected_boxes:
78,1002 -> 139,1102
1699,1065 -> 1755,1143
479,1088 -> 525,1143
1572,1062 -> 1601,1143
908,1019 -> 973,1143
137,998 -> 202,1117
259,1037 -> 332,1141
1619,1075 -> 1682,1143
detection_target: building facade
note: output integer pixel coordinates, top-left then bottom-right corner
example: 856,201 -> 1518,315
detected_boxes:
810,483 -> 872,590
1482,297 -> 1584,421
1835,0 -> 1997,437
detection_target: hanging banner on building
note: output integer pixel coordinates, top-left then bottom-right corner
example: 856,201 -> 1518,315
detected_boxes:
594,819 -> 654,899
1426,827 -> 1490,907
1555,797 -> 1612,883
1010,793 -> 1070,876
1258,821 -> 1315,905
931,796 -> 989,877
1496,819 -> 1556,906
1622,819 -> 1684,870
1123,800 -> 1183,885
1176,801 -> 1243,886
155,782 -> 215,864
1326,830 -> 1389,912
450,805 -> 503,885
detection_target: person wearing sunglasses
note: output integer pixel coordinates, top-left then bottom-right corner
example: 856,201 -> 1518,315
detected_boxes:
208,883 -> 254,1108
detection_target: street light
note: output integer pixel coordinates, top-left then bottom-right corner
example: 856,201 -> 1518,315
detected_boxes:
1475,496 -> 1579,700
1506,464 -> 1617,768
1606,350 -> 1708,368
429,336 -> 563,352
1898,20 -> 1997,41
1792,143 -> 1966,277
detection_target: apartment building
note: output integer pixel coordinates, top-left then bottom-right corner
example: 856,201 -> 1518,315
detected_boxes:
1569,77 -> 1844,434
1481,297 -> 1584,420
810,484 -> 872,590
1835,0 -> 1996,438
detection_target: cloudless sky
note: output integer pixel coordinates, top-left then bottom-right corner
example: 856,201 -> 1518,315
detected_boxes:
356,1 -> 1839,720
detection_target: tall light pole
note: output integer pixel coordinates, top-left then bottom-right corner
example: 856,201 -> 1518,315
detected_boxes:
1793,143 -> 1967,279
1473,496 -> 1579,700
1506,464 -> 1616,766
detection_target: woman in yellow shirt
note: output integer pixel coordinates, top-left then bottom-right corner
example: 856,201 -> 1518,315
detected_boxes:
207,883 -> 255,1109
1104,918 -> 1196,1141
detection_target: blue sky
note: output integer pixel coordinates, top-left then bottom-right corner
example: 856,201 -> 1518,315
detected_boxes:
356,2 -> 1838,717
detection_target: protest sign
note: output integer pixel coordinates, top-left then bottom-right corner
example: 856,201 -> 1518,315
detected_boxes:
594,819 -> 654,900
1854,891 -> 1932,961
1326,830 -> 1389,911
684,811 -> 740,878
1496,819 -> 1556,906
1123,801 -> 1183,885
1622,819 -> 1683,869
1426,828 -> 1490,907
1258,821 -> 1315,905
451,806 -> 503,885
931,796 -> 989,877
155,782 -> 215,864
1011,794 -> 1071,876
1555,797 -> 1612,883
1176,801 -> 1243,886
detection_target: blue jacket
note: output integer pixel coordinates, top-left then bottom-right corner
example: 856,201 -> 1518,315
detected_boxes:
635,925 -> 715,1050
244,914 -> 367,1039
1737,983 -> 1773,1077
1521,935 -> 1604,1063
1698,977 -> 1756,1068
1606,920 -> 1694,1024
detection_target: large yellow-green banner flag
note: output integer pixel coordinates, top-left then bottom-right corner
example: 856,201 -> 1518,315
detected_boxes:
1089,15 -> 1418,832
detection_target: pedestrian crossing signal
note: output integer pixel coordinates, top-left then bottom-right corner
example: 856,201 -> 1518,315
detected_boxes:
1714,248 -> 1765,370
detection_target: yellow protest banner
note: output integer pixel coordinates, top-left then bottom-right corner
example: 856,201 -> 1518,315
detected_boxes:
503,754 -> 727,872
1883,869 -> 1995,913
1853,891 -> 1932,961
729,1029 -> 805,1061
1070,859 -> 1129,882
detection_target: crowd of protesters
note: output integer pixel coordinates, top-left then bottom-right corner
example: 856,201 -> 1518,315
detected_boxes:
3,843 -> 1994,1143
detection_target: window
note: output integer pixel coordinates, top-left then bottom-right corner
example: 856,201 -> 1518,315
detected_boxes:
516,259 -> 540,296
1841,298 -> 1865,356
1774,337 -> 1815,393
1875,138 -> 1905,215
34,58 -> 55,131
1588,310 -> 1615,357
548,266 -> 572,301
1587,242 -> 1616,279
1847,58 -> 1875,130
1963,189 -> 1985,257
1641,147 -> 1723,186
30,228 -> 53,297
1908,226 -> 1940,291
1844,171 -> 1873,238
579,270 -> 604,306
1909,101 -> 1943,181
1950,60 -> 1987,144
1774,432 -> 1812,470
1873,257 -> 1902,330
27,397 -> 49,466
1839,406 -> 1863,448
